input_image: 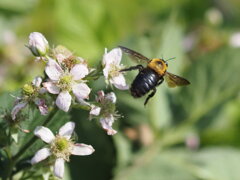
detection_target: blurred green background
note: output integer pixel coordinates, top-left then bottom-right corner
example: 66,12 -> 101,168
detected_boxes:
1,0 -> 240,179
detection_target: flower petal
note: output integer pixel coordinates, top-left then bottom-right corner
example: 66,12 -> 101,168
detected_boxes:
31,148 -> 51,164
11,101 -> 27,120
45,59 -> 63,81
58,121 -> 75,139
89,105 -> 101,116
96,90 -> 105,102
32,76 -> 42,87
102,64 -> 110,78
71,143 -> 95,156
105,92 -> 117,103
102,48 -> 122,66
34,126 -> 55,143
56,91 -> 72,112
54,158 -> 65,179
72,83 -> 91,101
34,98 -> 48,115
110,74 -> 129,90
43,82 -> 60,94
70,64 -> 89,80
100,116 -> 117,135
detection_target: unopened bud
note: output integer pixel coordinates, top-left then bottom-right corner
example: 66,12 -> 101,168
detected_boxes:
23,84 -> 34,95
28,32 -> 49,56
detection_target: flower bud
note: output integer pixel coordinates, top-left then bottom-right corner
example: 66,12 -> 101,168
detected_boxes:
28,32 -> 49,56
23,84 -> 34,95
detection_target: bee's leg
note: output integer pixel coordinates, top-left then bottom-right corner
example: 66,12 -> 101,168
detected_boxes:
120,65 -> 144,72
157,78 -> 164,86
144,88 -> 156,106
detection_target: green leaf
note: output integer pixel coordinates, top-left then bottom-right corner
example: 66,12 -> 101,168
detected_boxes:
175,47 -> 240,125
114,147 -> 197,180
191,147 -> 240,180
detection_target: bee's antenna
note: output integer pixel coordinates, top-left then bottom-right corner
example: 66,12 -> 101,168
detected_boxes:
166,57 -> 176,62
161,54 -> 164,60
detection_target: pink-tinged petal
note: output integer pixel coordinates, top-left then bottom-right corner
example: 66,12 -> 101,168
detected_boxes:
70,64 -> 89,80
34,98 -> 48,115
11,101 -> 27,120
102,48 -> 122,66
96,91 -> 105,102
54,158 -> 65,179
58,121 -> 75,139
100,116 -> 117,135
43,82 -> 60,94
56,91 -> 72,112
45,59 -> 63,81
32,76 -> 42,87
71,143 -> 95,156
110,74 -> 129,90
90,105 -> 101,116
31,148 -> 51,164
72,83 -> 91,101
34,126 -> 55,143
105,92 -> 117,103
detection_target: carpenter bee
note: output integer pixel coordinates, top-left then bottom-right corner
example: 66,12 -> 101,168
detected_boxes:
119,46 -> 190,105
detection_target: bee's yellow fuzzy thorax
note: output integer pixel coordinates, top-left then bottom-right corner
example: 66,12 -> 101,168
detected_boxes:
147,58 -> 167,75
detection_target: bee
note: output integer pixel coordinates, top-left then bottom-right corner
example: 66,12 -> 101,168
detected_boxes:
119,46 -> 190,105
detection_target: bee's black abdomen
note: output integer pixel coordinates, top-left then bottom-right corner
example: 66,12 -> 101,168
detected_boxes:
130,68 -> 161,97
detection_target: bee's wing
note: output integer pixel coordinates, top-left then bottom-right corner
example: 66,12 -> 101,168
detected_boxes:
119,46 -> 150,63
164,72 -> 190,88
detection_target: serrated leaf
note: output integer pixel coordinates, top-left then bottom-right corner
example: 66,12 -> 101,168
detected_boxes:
175,47 -> 240,125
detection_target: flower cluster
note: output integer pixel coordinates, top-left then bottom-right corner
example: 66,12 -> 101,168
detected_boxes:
11,76 -> 48,120
90,91 -> 119,135
9,32 -> 130,178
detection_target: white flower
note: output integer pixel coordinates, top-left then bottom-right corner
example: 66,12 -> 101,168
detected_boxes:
90,91 -> 119,135
28,32 -> 49,57
229,32 -> 240,48
31,121 -> 95,179
43,59 -> 91,112
102,48 -> 129,90
11,76 -> 48,120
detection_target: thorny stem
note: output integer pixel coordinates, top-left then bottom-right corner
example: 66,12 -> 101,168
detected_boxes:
6,107 -> 59,179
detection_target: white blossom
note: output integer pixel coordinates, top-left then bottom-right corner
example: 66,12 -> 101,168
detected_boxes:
43,59 -> 91,112
102,48 -> 129,90
28,32 -> 49,57
31,122 -> 95,179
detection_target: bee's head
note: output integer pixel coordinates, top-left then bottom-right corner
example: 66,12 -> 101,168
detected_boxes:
147,58 -> 168,75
